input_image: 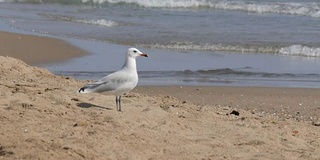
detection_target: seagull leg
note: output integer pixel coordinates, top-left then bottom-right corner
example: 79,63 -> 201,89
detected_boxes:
118,96 -> 122,111
116,96 -> 119,111
116,96 -> 122,111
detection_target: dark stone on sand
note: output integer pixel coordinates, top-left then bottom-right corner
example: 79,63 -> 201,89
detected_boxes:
230,110 -> 240,116
312,121 -> 320,126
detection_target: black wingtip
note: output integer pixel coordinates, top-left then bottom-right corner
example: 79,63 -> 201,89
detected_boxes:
79,87 -> 85,93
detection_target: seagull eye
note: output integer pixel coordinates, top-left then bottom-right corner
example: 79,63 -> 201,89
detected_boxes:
133,50 -> 137,53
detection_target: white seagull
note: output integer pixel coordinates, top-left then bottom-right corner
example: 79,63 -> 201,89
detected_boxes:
79,48 -> 148,111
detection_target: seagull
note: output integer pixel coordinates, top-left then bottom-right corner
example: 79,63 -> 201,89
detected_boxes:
79,48 -> 148,111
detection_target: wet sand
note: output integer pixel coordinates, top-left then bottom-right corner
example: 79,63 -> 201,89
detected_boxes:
0,31 -> 319,160
0,31 -> 87,65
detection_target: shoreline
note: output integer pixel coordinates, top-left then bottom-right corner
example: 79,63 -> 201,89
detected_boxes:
0,31 -> 87,65
1,30 -> 319,121
0,56 -> 319,159
0,31 -> 319,159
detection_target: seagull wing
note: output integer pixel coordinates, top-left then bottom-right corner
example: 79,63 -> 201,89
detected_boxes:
79,70 -> 136,93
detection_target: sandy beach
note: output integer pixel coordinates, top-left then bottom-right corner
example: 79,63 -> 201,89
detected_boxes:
134,86 -> 320,122
0,32 -> 320,160
0,31 -> 87,65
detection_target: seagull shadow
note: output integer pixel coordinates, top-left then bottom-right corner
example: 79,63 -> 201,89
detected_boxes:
76,102 -> 113,110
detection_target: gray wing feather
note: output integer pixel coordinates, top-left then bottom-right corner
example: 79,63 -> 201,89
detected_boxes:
79,70 -> 133,93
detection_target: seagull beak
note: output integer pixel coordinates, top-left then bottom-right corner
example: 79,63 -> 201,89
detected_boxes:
140,53 -> 148,57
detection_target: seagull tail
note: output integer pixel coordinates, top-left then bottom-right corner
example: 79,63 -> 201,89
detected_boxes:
79,86 -> 93,93
79,82 -> 102,93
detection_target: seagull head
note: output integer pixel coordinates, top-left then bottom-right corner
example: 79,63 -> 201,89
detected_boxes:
127,48 -> 148,58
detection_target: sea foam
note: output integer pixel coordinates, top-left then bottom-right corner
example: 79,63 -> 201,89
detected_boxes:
80,0 -> 320,18
279,45 -> 320,57
74,19 -> 118,27
41,14 -> 118,27
144,42 -> 279,54
146,43 -> 320,58
2,0 -> 320,18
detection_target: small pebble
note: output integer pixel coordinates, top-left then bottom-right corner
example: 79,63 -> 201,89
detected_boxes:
71,98 -> 79,101
312,121 -> 320,126
230,110 -> 240,116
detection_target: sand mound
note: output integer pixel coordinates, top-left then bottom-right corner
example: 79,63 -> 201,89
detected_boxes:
0,56 -> 319,159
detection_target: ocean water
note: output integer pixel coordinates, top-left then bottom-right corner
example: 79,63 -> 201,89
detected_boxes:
0,0 -> 320,88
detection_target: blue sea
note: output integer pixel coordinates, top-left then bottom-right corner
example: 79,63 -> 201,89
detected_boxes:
0,0 -> 320,88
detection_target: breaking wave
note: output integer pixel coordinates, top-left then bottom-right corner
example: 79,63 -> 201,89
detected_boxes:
279,45 -> 320,57
41,14 -> 119,27
39,14 -> 119,27
86,0 -> 320,18
3,0 -> 319,18
143,43 -> 320,57
143,42 -> 280,54
73,19 -> 118,27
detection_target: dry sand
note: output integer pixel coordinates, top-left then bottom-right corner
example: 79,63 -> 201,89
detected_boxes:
135,86 -> 320,123
0,32 -> 320,160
